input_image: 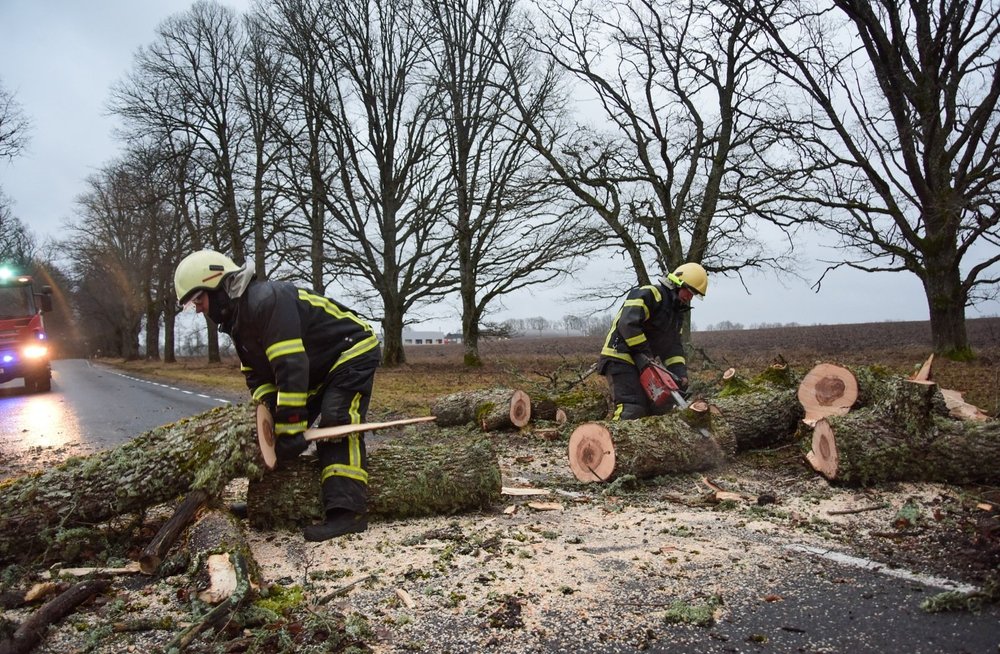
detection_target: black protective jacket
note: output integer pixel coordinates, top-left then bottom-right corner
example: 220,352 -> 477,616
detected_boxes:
220,279 -> 380,435
597,281 -> 690,375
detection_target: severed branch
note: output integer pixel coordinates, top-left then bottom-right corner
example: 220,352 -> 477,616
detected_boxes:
0,579 -> 111,654
140,489 -> 210,575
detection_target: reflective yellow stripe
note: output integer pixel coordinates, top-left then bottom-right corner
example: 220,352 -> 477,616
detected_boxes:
600,348 -> 634,364
348,392 -> 362,424
664,356 -> 685,367
329,334 -> 380,373
612,404 -> 624,421
266,338 -> 305,361
642,284 -> 662,303
252,383 -> 278,402
276,422 -> 308,434
320,435 -> 368,484
277,391 -> 308,407
623,298 -> 649,320
625,333 -> 647,347
240,364 -> 252,373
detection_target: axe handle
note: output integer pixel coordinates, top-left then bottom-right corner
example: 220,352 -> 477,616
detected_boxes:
303,415 -> 437,441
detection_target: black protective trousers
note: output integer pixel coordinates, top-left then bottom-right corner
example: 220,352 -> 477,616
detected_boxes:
306,348 -> 380,515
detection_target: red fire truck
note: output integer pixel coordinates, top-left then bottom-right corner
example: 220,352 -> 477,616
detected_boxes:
0,268 -> 54,393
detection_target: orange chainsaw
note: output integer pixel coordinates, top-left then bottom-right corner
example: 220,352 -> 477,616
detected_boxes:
637,356 -> 689,410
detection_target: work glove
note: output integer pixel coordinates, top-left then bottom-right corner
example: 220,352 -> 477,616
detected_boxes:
633,351 -> 657,371
273,407 -> 309,461
667,363 -> 689,392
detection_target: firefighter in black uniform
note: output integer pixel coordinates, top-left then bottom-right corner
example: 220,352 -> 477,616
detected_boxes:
174,250 -> 381,541
597,263 -> 708,420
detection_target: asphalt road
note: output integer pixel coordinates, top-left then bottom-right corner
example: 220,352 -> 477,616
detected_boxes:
0,358 -> 239,463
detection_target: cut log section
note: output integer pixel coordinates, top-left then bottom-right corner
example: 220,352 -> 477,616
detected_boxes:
710,389 -> 804,451
797,363 -> 859,425
567,414 -> 725,483
530,385 -> 609,424
256,404 -> 438,470
246,429 -> 502,528
806,380 -> 1000,485
430,388 -> 531,431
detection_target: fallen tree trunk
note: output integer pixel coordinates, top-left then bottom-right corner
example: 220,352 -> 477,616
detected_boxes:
0,404 -> 261,563
806,379 -> 999,485
567,412 -> 728,483
710,388 -> 804,451
246,428 -> 502,529
430,388 -> 531,430
529,384 -> 610,424
0,579 -> 111,654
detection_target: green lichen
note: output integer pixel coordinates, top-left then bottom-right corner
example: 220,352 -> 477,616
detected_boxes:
253,583 -> 305,616
662,594 -> 724,627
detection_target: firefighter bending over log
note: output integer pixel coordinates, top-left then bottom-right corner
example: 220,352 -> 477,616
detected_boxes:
597,263 -> 709,420
174,250 -> 381,542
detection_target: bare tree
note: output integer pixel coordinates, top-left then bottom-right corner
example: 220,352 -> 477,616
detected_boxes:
0,79 -> 30,162
312,0 -> 456,366
502,0 -> 799,302
749,0 -> 1000,358
423,0 -> 602,367
65,163 -> 157,360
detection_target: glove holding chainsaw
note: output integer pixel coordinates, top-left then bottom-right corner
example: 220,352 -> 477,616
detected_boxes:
667,363 -> 689,392
273,406 -> 309,461
632,351 -> 660,372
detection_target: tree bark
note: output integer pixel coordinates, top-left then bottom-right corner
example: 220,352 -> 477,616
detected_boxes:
0,404 -> 261,563
567,412 -> 726,483
0,579 -> 111,654
430,388 -> 531,430
806,379 -> 999,485
529,384 -> 610,424
185,509 -> 257,605
245,429 -> 502,529
710,388 -> 804,451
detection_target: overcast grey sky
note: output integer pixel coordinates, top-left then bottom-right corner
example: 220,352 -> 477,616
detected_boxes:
1,1 -> 996,333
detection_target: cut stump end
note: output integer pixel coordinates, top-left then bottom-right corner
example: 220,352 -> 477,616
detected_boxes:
807,418 -> 838,480
567,423 -> 615,483
510,389 -> 531,427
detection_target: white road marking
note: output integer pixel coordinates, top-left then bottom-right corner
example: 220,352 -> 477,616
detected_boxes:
107,370 -> 231,405
786,543 -> 978,593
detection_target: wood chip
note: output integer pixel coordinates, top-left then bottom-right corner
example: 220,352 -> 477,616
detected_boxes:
501,486 -> 551,496
47,562 -> 143,579
396,588 -> 416,609
25,582 -> 60,602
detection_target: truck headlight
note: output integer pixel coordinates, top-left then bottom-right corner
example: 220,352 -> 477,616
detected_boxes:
23,344 -> 48,359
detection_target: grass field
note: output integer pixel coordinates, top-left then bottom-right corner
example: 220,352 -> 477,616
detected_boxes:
109,317 -> 1000,418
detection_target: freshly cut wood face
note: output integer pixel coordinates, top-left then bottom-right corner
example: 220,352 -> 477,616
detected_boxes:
798,363 -> 859,426
806,418 -> 839,480
509,389 -> 531,427
567,423 -> 615,482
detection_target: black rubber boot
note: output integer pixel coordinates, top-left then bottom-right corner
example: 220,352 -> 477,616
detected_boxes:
303,510 -> 368,542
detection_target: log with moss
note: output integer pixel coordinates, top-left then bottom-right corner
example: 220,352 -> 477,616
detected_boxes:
0,404 -> 261,563
529,383 -> 610,424
807,379 -> 1000,485
567,411 -> 730,483
245,428 -> 502,529
710,388 -> 804,451
430,387 -> 531,430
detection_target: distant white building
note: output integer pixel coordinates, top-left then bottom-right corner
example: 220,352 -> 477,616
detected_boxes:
401,329 -> 446,345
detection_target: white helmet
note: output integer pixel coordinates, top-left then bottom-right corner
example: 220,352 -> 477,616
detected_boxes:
174,250 -> 243,307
